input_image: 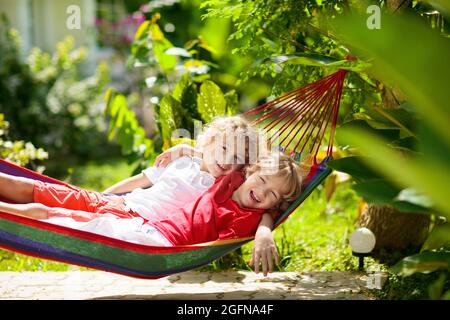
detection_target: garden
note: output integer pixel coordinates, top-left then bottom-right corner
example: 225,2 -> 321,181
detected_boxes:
0,0 -> 449,300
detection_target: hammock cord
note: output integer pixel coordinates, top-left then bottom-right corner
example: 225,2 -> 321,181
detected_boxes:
242,69 -> 348,163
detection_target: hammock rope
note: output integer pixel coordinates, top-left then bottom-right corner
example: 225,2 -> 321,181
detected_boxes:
0,68 -> 348,279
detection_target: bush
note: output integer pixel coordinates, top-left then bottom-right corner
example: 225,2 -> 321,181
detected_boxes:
0,15 -> 116,168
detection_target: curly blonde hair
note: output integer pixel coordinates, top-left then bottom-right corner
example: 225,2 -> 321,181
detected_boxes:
196,116 -> 268,165
245,151 -> 303,204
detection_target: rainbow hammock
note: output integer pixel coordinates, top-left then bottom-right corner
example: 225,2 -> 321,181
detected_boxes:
0,69 -> 347,279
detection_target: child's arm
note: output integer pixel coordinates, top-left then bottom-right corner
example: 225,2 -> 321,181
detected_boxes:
154,144 -> 202,167
103,173 -> 152,194
248,213 -> 279,277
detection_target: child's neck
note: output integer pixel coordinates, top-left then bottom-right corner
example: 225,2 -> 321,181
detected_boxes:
231,189 -> 243,207
199,160 -> 208,173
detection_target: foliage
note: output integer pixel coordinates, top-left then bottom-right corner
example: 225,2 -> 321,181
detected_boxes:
0,114 -> 48,167
331,7 -> 450,298
95,2 -> 146,53
375,269 -> 450,300
103,89 -> 155,173
200,0 -> 380,117
328,104 -> 433,214
104,15 -> 239,172
0,15 -> 113,166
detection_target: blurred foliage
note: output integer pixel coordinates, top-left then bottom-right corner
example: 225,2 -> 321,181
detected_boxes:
0,114 -> 48,168
331,4 -> 450,299
0,15 -> 116,171
201,0 -> 381,119
104,14 -> 239,173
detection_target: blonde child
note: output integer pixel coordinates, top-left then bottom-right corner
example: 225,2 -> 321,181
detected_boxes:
0,151 -> 302,276
0,116 -> 279,265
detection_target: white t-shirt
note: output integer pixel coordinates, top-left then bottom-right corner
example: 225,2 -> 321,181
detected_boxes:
122,155 -> 215,221
44,154 -> 214,246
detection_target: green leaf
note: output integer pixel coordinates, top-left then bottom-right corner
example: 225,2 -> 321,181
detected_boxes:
395,188 -> 434,209
425,0 -> 450,13
262,53 -> 371,72
428,272 -> 447,300
352,179 -> 400,204
224,89 -> 239,115
338,128 -> 450,218
149,24 -> 176,73
153,38 -> 177,73
327,156 -> 380,182
335,13 -> 450,147
172,74 -> 188,102
197,80 -> 227,122
422,223 -> 450,251
180,81 -> 201,124
134,21 -> 150,41
350,180 -> 429,212
337,120 -> 400,144
390,251 -> 450,277
389,136 -> 418,151
158,93 -> 182,145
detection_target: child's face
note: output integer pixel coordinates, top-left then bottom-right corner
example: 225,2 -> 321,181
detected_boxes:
201,134 -> 248,178
232,171 -> 288,210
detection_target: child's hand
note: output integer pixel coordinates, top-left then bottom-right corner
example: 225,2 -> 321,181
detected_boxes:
249,226 -> 279,277
154,144 -> 193,167
154,151 -> 174,167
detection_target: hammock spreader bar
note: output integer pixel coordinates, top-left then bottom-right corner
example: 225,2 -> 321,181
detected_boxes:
0,69 -> 347,279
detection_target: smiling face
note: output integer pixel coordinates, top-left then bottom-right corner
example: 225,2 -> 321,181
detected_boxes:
232,172 -> 288,210
200,134 -> 248,178
231,151 -> 304,210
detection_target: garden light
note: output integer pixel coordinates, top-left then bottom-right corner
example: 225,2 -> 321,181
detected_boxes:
349,227 -> 376,271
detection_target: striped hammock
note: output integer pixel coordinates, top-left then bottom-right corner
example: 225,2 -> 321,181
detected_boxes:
0,69 -> 347,279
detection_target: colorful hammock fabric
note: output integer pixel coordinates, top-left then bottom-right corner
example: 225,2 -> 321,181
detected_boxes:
0,69 -> 347,279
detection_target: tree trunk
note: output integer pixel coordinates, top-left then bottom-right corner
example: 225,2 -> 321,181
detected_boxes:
358,204 -> 430,253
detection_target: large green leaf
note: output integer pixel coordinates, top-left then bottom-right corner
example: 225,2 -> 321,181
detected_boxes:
158,93 -> 180,145
395,188 -> 434,209
180,81 -> 201,122
361,106 -> 418,138
336,120 -> 400,144
224,89 -> 239,115
103,91 -> 154,158
352,180 -> 430,213
425,0 -> 450,13
338,128 -> 450,218
197,80 -> 227,122
335,13 -> 450,147
261,53 -> 371,72
422,223 -> 450,251
327,156 -> 380,182
172,74 -> 189,101
150,24 -> 176,73
390,251 -> 450,276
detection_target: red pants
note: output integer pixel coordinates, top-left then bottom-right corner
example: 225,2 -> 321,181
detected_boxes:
33,181 -> 139,221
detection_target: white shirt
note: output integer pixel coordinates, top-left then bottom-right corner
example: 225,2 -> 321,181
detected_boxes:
122,155 -> 215,220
